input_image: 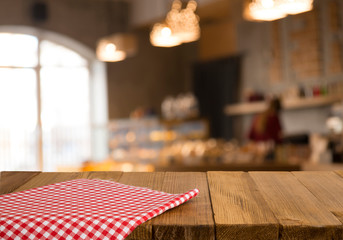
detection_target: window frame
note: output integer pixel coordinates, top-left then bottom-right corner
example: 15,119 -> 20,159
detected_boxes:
0,25 -> 109,171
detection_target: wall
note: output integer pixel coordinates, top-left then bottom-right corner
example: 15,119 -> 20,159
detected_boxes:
237,0 -> 343,95
237,0 -> 343,138
0,0 -> 127,48
199,20 -> 237,61
127,0 -> 343,138
107,30 -> 197,117
0,0 -> 197,119
198,0 -> 343,139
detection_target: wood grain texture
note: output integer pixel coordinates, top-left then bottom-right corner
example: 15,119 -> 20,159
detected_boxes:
335,170 -> 343,178
154,163 -> 300,172
250,172 -> 342,239
117,172 -> 165,240
293,171 -> 343,226
85,171 -> 122,181
118,172 -> 164,191
0,171 -> 40,195
13,172 -> 90,192
207,171 -> 279,240
153,172 -> 215,240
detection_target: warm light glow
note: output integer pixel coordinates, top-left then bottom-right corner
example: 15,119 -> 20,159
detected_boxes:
261,0 -> 274,8
105,43 -> 116,52
245,0 -> 286,21
150,0 -> 200,47
150,23 -> 181,47
279,0 -> 313,15
161,27 -> 172,37
171,0 -> 200,43
97,39 -> 127,62
96,34 -> 137,62
245,0 -> 313,22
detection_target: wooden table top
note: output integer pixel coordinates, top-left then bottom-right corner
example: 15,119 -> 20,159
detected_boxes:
2,171 -> 343,240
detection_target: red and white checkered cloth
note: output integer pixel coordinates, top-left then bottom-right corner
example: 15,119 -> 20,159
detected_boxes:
0,179 -> 199,240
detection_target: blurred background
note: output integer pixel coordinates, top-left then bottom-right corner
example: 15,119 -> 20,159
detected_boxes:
0,0 -> 343,172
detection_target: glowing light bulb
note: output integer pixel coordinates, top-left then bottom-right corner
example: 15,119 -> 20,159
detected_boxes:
150,23 -> 181,47
161,27 -> 172,37
261,0 -> 274,8
280,0 -> 313,15
150,0 -> 200,47
105,43 -> 116,53
245,0 -> 286,21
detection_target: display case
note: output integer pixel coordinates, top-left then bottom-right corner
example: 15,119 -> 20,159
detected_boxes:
108,117 -> 209,163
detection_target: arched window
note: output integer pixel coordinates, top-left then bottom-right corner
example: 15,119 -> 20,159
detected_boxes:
0,27 -> 108,171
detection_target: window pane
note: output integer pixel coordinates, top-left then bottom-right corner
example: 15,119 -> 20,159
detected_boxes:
0,33 -> 38,67
40,67 -> 91,171
0,68 -> 38,171
41,67 -> 90,126
40,40 -> 88,67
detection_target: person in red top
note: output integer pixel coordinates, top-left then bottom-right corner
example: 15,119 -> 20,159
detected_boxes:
249,98 -> 283,144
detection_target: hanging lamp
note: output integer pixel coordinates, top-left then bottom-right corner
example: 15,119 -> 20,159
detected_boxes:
150,0 -> 200,48
96,33 -> 136,62
244,0 -> 286,21
244,0 -> 313,22
279,0 -> 313,15
96,0 -> 137,62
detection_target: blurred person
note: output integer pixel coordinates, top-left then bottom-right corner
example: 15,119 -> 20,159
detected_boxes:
248,98 -> 283,161
249,98 -> 283,144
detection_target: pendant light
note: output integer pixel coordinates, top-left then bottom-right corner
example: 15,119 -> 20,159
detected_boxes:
96,33 -> 136,62
244,0 -> 286,21
96,0 -> 137,62
150,0 -> 200,48
279,0 -> 313,15
244,0 -> 313,22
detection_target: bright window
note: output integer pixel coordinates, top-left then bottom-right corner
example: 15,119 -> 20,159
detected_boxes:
0,32 -> 98,171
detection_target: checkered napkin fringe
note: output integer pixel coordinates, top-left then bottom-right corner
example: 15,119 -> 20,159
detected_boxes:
0,179 -> 199,240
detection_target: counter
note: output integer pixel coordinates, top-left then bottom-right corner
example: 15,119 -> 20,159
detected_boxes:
2,171 -> 343,239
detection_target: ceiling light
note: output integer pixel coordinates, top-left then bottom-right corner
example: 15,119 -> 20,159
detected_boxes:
96,33 -> 137,62
244,0 -> 313,22
244,0 -> 286,21
150,24 -> 181,47
150,0 -> 200,48
279,0 -> 313,15
170,0 -> 200,43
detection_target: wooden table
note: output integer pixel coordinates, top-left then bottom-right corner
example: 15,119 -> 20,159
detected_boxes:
2,171 -> 343,239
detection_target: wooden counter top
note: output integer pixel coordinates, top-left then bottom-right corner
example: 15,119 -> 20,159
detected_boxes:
2,171 -> 343,239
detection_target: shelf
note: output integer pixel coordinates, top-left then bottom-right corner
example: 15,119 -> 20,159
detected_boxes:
283,95 -> 342,109
224,95 -> 343,116
224,101 -> 267,116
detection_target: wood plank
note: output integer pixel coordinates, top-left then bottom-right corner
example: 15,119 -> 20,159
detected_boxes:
0,171 -> 40,195
13,172 -> 90,192
293,171 -> 343,224
335,170 -> 343,178
155,163 -> 300,172
118,172 -> 164,191
85,171 -> 122,181
250,172 -> 343,239
207,171 -> 279,240
302,163 -> 343,171
153,172 -> 215,240
117,172 -> 165,240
